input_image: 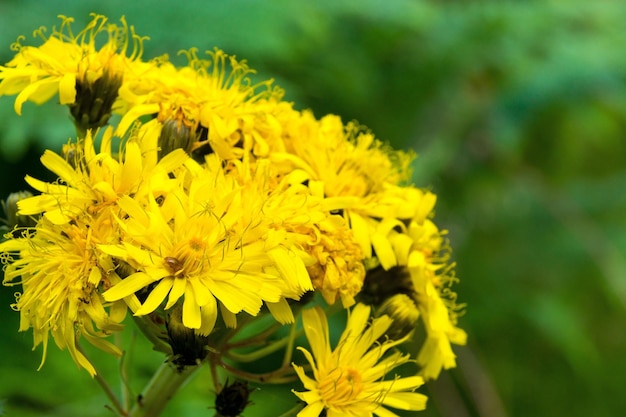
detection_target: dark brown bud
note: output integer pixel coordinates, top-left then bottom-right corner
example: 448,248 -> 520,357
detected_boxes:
359,265 -> 413,306
214,379 -> 254,417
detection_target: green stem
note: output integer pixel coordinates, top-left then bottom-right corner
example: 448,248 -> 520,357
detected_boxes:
281,322 -> 299,368
131,315 -> 172,354
76,342 -> 126,416
276,403 -> 305,417
225,322 -> 281,348
128,362 -> 198,417
117,331 -> 134,412
219,360 -> 297,384
226,336 -> 290,363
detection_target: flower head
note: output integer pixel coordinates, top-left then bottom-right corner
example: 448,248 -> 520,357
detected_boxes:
116,47 -> 288,161
0,215 -> 126,376
406,217 -> 467,380
0,14 -> 147,132
292,303 -> 427,417
0,123 -> 188,375
230,157 -> 366,308
17,126 -> 187,225
101,154 -> 313,335
271,111 -> 425,270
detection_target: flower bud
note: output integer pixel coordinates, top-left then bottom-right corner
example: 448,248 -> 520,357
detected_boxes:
376,293 -> 420,341
166,305 -> 209,367
158,119 -> 196,159
2,191 -> 35,229
359,265 -> 413,306
69,69 -> 123,135
215,379 -> 253,417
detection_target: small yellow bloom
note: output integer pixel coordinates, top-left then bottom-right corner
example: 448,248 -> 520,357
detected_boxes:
116,47 -> 288,161
232,157 -> 366,308
0,215 -> 126,376
101,155 -> 313,334
0,14 -> 147,131
293,303 -> 427,417
271,110 -> 422,270
359,203 -> 467,381
407,218 -> 467,380
18,127 -> 187,225
305,215 -> 365,308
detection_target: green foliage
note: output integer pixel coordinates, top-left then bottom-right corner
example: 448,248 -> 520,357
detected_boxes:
1,0 -> 626,416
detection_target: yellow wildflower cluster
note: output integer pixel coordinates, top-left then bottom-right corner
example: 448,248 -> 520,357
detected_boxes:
0,14 -> 466,415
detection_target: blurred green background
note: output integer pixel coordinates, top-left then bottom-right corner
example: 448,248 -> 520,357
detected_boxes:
1,0 -> 625,416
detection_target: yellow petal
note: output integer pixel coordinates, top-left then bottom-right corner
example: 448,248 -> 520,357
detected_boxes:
103,272 -> 156,301
265,298 -> 294,324
58,72 -> 77,104
182,290 -> 201,329
116,103 -> 160,136
136,278 -> 174,315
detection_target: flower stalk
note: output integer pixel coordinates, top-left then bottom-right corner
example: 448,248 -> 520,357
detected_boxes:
128,362 -> 199,417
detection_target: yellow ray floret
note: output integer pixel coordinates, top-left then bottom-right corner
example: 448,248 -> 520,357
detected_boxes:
292,303 -> 427,417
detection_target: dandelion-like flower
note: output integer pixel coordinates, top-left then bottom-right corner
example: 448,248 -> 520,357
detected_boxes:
17,127 -> 187,225
101,155 -> 313,335
406,216 -> 467,380
272,111 -> 424,270
0,123 -> 188,374
231,157 -> 366,308
0,14 -> 148,133
304,215 -> 365,308
0,215 -> 126,376
116,47 -> 288,160
292,303 -> 427,417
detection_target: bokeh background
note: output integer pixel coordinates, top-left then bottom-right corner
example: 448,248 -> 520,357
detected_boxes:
1,1 -> 625,416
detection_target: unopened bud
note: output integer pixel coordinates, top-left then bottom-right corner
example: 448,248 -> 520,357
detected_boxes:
166,305 -> 209,367
376,293 -> 419,341
70,69 -> 123,135
3,191 -> 35,229
215,379 -> 254,417
359,265 -> 413,306
158,119 -> 196,159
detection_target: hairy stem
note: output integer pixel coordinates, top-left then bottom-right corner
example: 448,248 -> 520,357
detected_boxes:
128,362 -> 198,417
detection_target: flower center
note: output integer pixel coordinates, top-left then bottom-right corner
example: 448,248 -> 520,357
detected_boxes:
166,236 -> 209,277
188,237 -> 205,252
319,367 -> 363,406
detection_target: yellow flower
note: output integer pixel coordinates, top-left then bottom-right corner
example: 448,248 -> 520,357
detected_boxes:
358,193 -> 466,381
0,215 -> 126,376
277,112 -> 414,198
116,47 -> 288,160
231,157 -> 366,308
271,111 -> 422,269
292,303 -> 427,417
406,217 -> 467,380
18,127 -> 187,225
0,14 -> 147,131
304,215 -> 365,308
101,155 -> 313,335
